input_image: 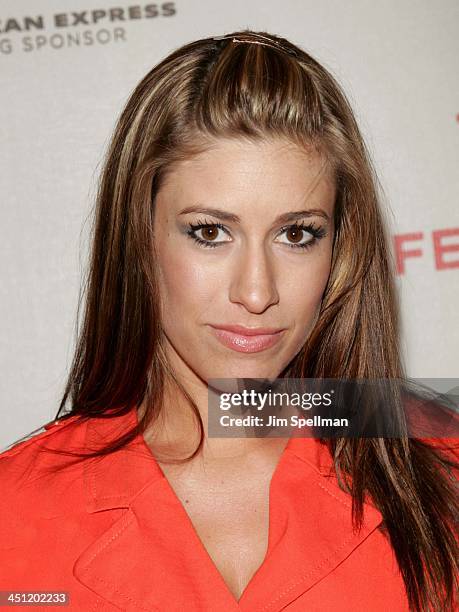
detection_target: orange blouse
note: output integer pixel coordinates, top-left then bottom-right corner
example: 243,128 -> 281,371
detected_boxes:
0,407 -> 456,611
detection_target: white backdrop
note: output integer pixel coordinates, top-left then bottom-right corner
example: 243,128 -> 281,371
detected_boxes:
1,0 -> 458,449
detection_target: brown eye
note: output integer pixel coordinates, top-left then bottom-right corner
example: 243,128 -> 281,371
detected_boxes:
286,227 -> 303,243
202,226 -> 218,241
187,222 -> 232,247
278,226 -> 310,245
274,223 -> 323,250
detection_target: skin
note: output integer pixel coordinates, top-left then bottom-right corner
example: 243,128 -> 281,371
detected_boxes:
142,135 -> 336,458
139,136 -> 337,601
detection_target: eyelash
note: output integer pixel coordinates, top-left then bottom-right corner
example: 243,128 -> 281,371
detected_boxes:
186,217 -> 327,251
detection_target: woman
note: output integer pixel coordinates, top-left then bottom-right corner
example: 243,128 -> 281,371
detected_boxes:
1,30 -> 458,612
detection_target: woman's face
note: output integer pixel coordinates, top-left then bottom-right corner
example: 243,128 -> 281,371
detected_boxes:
153,137 -> 336,383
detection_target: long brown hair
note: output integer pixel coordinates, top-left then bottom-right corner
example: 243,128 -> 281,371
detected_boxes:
28,30 -> 459,611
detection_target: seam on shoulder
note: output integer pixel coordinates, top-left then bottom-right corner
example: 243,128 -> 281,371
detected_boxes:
0,415 -> 83,459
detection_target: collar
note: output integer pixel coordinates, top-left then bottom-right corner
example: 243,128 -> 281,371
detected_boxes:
82,408 -> 163,513
82,407 -> 339,514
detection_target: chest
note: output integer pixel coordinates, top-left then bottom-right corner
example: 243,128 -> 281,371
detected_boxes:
157,458 -> 275,602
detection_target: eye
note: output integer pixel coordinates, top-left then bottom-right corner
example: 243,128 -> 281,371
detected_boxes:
186,220 -> 232,248
275,222 -> 327,250
186,219 -> 327,250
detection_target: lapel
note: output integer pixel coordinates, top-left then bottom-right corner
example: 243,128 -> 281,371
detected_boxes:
73,408 -> 384,611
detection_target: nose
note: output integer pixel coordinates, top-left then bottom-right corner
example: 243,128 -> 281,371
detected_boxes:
229,243 -> 280,314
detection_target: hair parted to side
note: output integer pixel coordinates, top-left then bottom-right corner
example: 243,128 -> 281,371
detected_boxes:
30,30 -> 458,610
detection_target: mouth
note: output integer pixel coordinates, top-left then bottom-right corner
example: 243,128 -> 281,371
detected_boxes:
208,324 -> 286,354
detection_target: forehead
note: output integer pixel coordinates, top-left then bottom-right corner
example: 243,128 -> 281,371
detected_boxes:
156,137 -> 336,217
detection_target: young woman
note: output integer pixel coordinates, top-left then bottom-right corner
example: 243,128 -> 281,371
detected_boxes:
1,30 -> 458,612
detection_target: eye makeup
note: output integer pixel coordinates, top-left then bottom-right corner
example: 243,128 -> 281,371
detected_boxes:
185,217 -> 327,251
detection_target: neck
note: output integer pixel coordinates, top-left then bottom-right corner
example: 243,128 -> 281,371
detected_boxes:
138,347 -> 286,461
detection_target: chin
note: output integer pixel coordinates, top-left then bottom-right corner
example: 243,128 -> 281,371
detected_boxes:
204,367 -> 283,396
202,363 -> 283,383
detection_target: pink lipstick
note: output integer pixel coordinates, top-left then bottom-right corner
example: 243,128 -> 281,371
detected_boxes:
208,324 -> 285,353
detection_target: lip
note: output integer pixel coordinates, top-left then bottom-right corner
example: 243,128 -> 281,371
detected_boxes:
208,324 -> 286,353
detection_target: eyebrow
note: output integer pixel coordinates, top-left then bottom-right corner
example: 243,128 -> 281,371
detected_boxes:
178,205 -> 330,223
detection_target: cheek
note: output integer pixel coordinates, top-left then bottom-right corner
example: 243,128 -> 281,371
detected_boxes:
282,250 -> 332,319
156,247 -> 219,321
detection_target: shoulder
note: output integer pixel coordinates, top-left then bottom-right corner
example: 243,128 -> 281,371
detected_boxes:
415,436 -> 459,454
1,413 -> 88,456
0,414 -> 94,555
0,414 -> 90,495
414,436 -> 459,483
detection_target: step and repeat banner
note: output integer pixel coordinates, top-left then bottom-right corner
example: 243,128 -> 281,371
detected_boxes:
1,1 -> 458,448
